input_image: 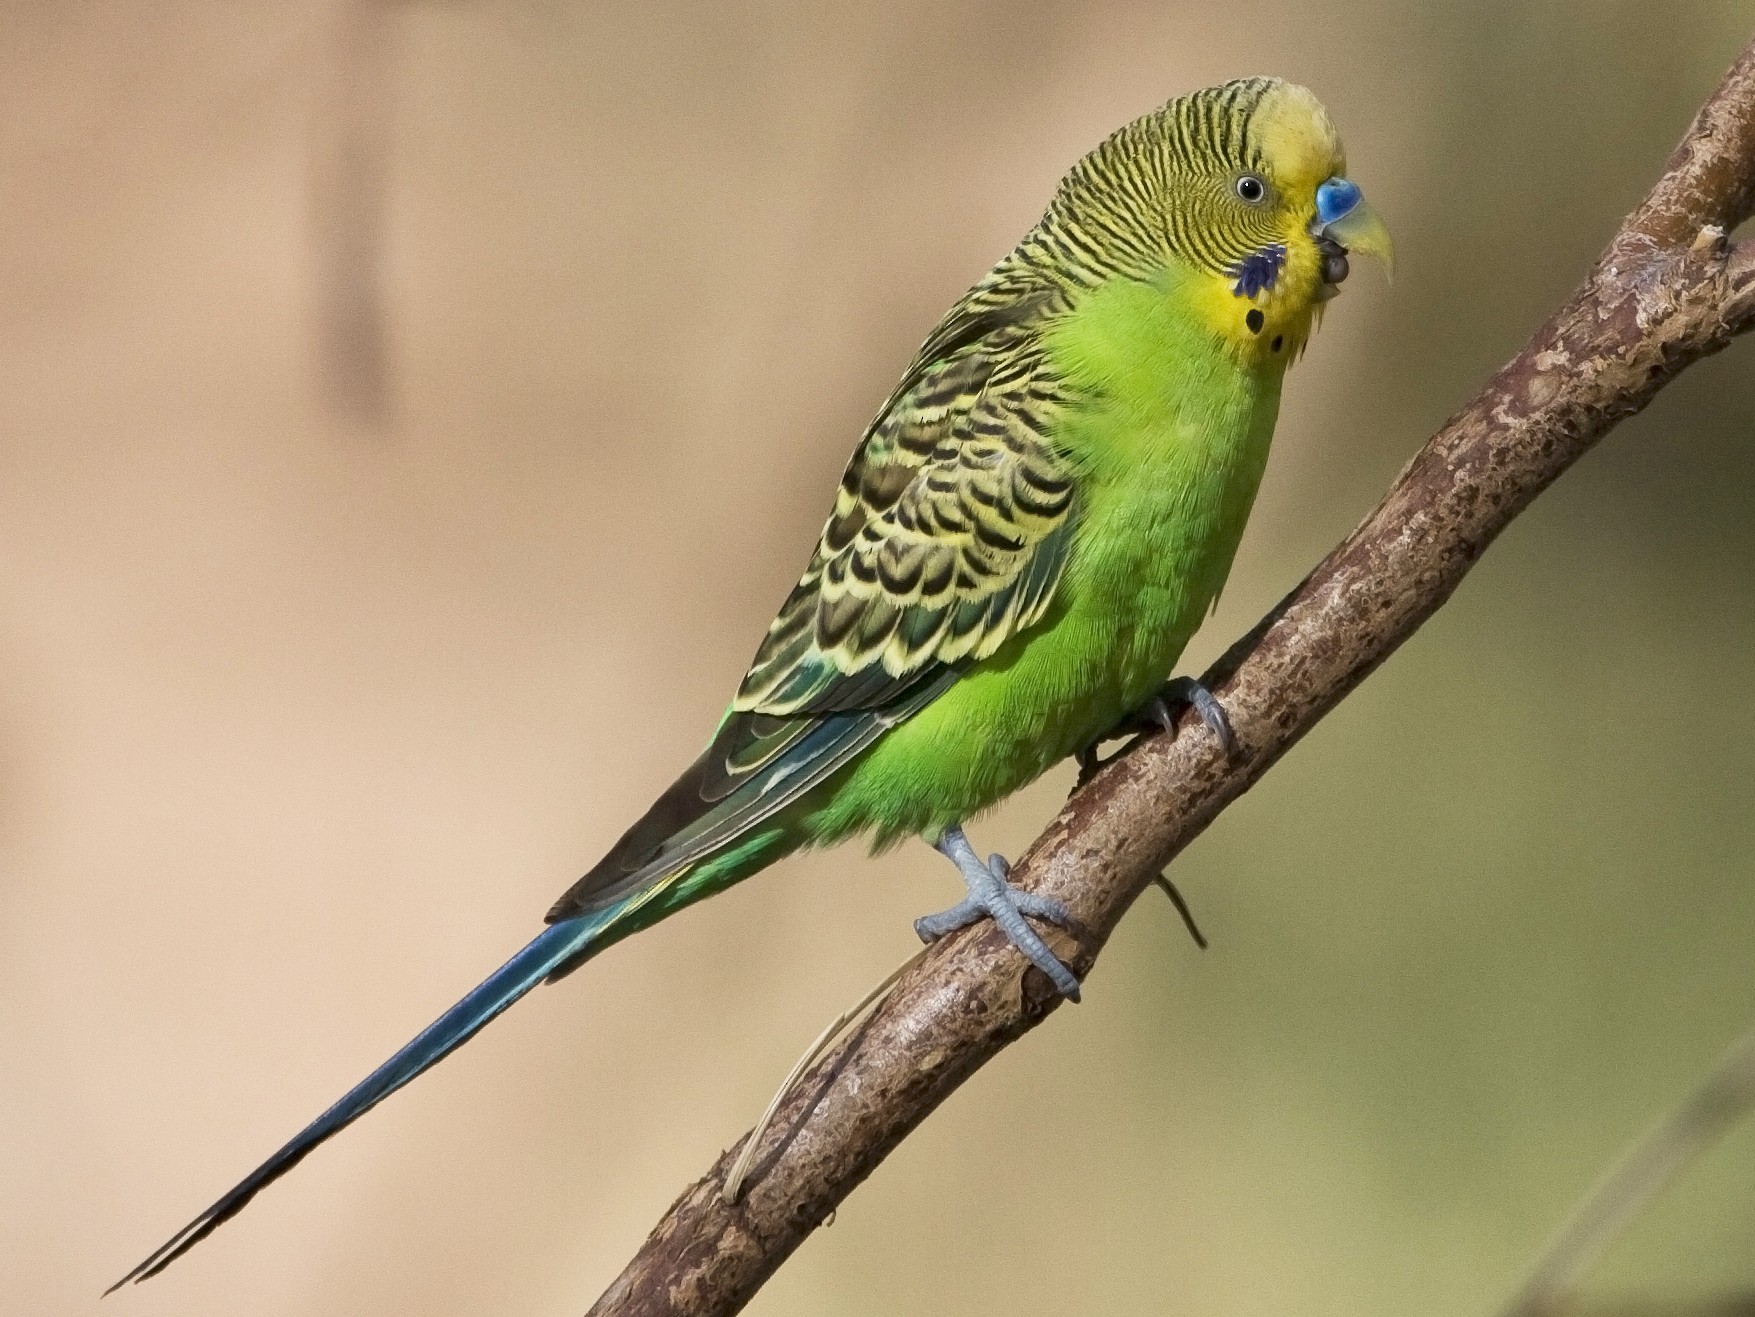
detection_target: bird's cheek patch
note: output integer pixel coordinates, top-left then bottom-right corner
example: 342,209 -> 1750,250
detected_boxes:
1229,243 -> 1287,299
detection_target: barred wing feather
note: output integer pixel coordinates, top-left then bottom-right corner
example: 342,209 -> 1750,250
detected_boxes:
547,284 -> 1078,923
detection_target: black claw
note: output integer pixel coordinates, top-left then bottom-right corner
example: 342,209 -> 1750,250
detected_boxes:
1159,676 -> 1235,754
1073,742 -> 1114,792
1072,678 -> 1236,797
1078,679 -> 1236,779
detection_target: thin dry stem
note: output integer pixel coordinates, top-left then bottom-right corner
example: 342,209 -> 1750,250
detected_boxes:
1498,1022 -> 1755,1317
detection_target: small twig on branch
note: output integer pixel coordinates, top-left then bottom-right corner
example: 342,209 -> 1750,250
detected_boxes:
720,950 -> 923,1207
1496,1020 -> 1755,1317
589,36 -> 1755,1317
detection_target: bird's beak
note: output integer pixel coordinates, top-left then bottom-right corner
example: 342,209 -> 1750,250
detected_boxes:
1312,176 -> 1394,298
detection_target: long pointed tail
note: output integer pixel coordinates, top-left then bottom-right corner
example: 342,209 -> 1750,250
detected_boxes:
108,909 -> 616,1292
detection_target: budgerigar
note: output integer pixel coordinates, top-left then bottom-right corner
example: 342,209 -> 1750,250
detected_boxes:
114,76 -> 1390,1288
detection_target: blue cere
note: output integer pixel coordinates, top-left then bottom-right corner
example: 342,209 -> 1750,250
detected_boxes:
1316,177 -> 1362,226
1230,243 -> 1286,298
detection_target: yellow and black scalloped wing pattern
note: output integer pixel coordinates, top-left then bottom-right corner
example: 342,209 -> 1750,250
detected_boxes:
546,304 -> 1077,923
732,370 -> 1077,728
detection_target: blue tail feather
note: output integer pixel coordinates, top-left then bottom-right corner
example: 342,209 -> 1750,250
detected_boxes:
108,912 -> 614,1292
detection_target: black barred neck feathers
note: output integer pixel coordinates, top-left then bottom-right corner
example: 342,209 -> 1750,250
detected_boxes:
1000,78 -> 1347,364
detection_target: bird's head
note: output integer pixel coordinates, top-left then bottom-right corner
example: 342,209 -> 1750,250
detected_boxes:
1041,77 -> 1392,364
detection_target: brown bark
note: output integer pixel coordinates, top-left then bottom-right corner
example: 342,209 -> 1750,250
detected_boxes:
590,35 -> 1755,1317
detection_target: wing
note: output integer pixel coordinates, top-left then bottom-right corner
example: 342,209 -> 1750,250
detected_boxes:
731,341 -> 1077,716
546,278 -> 1079,923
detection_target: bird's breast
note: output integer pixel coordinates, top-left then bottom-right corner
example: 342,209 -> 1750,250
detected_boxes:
1048,292 -> 1287,714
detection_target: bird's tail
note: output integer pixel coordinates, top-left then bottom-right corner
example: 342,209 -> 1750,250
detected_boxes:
108,904 -> 625,1292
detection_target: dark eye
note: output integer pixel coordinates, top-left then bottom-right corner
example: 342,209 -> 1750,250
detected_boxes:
1234,174 -> 1266,204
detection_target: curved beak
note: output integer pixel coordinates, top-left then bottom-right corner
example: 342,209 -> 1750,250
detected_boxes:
1313,176 -> 1394,294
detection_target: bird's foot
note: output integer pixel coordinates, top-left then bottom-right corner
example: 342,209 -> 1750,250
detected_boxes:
1073,677 -> 1235,790
1145,676 -> 1235,753
1073,742 -> 1108,788
917,826 -> 1083,1001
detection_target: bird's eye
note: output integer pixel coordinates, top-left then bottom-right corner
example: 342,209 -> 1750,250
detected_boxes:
1234,174 -> 1266,204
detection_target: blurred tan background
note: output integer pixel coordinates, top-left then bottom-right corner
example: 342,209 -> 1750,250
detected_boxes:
4,3 -> 1754,1315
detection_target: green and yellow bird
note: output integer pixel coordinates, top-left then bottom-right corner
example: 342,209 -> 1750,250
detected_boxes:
115,76 -> 1390,1287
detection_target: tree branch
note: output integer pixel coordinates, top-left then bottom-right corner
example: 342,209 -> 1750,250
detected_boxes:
589,36 -> 1755,1317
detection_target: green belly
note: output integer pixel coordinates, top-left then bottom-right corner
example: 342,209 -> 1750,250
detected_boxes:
801,268 -> 1285,848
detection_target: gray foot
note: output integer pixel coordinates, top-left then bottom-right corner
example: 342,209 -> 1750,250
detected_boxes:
1149,676 -> 1235,753
1074,676 -> 1235,790
916,826 -> 1082,1001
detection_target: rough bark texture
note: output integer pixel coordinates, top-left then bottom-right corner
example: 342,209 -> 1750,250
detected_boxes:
590,36 -> 1755,1317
